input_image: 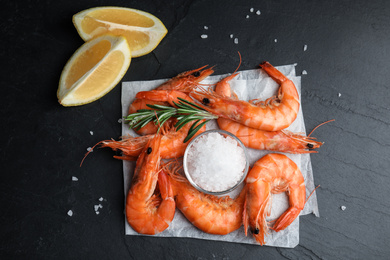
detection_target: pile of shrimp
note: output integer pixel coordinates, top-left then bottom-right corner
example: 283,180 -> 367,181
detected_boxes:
84,60 -> 331,245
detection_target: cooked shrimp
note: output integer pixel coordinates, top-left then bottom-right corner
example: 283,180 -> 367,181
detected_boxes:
214,72 -> 322,153
163,164 -> 247,235
155,65 -> 214,92
126,134 -> 176,235
99,119 -> 206,160
243,153 -> 306,245
218,118 -> 322,153
190,62 -> 300,131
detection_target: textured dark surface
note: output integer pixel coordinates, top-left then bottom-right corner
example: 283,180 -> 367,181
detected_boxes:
1,0 -> 390,259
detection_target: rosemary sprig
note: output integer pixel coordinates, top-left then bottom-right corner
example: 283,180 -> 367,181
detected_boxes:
124,98 -> 218,142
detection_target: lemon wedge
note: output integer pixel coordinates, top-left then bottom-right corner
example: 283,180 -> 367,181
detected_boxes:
57,34 -> 131,106
73,6 -> 167,57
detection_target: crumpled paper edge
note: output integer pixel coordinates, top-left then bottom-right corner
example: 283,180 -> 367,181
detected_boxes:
120,64 -> 319,248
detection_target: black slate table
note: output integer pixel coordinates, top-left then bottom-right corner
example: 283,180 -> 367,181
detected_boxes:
2,0 -> 389,259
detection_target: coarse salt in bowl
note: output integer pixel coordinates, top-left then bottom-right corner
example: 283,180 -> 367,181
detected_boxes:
183,129 -> 249,195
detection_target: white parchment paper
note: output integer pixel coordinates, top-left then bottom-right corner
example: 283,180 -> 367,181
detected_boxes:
121,64 -> 319,248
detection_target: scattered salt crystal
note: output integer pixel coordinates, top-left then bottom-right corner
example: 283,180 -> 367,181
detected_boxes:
186,132 -> 246,193
204,26 -> 208,30
256,10 -> 261,15
234,38 -> 238,44
302,70 -> 308,75
67,210 -> 73,217
250,8 -> 254,12
94,204 -> 103,211
303,44 -> 308,51
118,118 -> 123,123
341,206 -> 346,211
338,93 -> 341,97
274,39 -> 278,43
90,131 -> 94,135
201,34 -> 208,39
72,176 -> 78,181
93,200 -> 104,215
87,147 -> 93,152
246,15 -> 249,19
230,34 -> 234,39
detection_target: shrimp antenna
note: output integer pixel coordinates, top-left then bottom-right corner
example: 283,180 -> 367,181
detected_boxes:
80,140 -> 106,167
233,51 -> 242,74
306,185 -> 320,203
308,119 -> 335,137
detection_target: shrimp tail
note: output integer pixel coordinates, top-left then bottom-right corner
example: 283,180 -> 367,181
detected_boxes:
157,170 -> 176,225
158,170 -> 174,200
271,183 -> 306,232
271,208 -> 301,232
259,61 -> 288,84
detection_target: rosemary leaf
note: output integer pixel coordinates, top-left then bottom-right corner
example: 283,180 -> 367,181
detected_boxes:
146,104 -> 176,110
177,97 -> 207,111
135,109 -> 155,113
173,101 -> 196,111
132,119 -> 150,130
175,115 -> 203,131
158,116 -> 171,127
134,116 -> 154,130
125,98 -> 218,140
155,111 -> 174,125
184,120 -> 209,143
187,119 -> 201,134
